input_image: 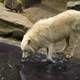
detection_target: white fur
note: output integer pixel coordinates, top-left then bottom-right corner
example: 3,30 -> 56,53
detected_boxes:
21,10 -> 80,59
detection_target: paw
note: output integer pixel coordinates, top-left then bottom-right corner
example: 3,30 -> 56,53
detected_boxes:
66,55 -> 72,59
47,56 -> 56,63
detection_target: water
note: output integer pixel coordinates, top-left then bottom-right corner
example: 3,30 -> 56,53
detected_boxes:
0,42 -> 80,80
20,53 -> 71,80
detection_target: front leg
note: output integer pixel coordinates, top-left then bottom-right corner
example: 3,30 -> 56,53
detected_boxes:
47,44 -> 56,62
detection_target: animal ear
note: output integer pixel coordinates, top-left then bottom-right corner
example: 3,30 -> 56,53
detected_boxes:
28,40 -> 31,45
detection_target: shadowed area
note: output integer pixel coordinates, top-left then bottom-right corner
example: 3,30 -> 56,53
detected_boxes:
0,42 -> 22,80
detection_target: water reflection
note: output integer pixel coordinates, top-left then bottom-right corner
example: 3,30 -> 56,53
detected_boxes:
20,53 -> 70,80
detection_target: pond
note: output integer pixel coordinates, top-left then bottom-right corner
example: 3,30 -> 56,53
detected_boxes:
0,42 -> 80,80
20,53 -> 80,80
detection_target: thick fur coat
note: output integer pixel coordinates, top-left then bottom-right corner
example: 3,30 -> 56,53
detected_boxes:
21,10 -> 80,59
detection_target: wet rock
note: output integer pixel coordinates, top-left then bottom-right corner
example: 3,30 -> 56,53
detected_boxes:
21,52 -> 69,75
21,53 -> 47,63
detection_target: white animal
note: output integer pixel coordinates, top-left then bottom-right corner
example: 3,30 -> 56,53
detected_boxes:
21,10 -> 80,60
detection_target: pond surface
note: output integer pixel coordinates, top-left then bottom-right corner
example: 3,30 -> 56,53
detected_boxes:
20,53 -> 80,80
0,42 -> 22,80
0,42 -> 80,80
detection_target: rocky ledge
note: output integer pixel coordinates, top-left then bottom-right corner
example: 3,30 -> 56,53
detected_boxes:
0,3 -> 33,41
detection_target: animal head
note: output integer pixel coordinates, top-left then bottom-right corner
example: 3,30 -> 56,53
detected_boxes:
21,33 -> 39,59
21,19 -> 48,58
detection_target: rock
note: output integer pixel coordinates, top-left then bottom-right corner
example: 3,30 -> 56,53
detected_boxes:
0,17 -> 28,41
21,53 -> 47,63
0,3 -> 33,40
21,52 -> 69,72
4,0 -> 16,10
4,0 -> 23,13
0,29 -> 25,41
67,1 -> 80,11
0,37 -> 21,47
10,29 -> 25,41
0,8 -> 33,28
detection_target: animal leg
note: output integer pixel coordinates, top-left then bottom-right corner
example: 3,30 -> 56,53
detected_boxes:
60,36 -> 70,52
58,36 -> 72,58
47,44 -> 56,62
67,36 -> 80,58
64,34 -> 78,59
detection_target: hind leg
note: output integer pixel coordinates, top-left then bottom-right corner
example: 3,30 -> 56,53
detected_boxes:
64,34 -> 77,59
64,36 -> 73,58
67,35 -> 80,58
58,36 -> 72,58
64,32 -> 80,59
59,36 -> 70,53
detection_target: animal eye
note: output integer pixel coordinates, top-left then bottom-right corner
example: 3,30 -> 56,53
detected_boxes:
28,40 -> 31,45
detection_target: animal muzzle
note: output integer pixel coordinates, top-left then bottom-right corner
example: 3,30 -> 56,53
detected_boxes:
22,52 -> 29,58
21,52 -> 29,62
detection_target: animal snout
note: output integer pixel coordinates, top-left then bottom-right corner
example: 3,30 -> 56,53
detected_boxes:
21,51 -> 29,62
22,51 -> 29,58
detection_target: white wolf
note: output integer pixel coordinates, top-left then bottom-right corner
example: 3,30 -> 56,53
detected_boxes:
21,10 -> 80,60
